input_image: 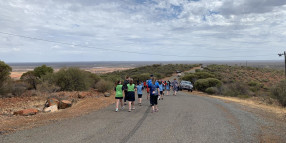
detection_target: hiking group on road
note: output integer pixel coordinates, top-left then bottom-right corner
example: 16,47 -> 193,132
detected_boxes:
114,75 -> 179,113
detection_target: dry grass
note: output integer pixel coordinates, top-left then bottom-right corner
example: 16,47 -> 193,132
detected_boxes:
189,91 -> 286,120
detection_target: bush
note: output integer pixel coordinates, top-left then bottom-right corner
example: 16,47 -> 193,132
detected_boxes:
0,61 -> 12,95
95,80 -> 113,93
34,65 -> 54,78
20,71 -> 39,89
205,87 -> 219,95
11,81 -> 28,96
182,72 -> 215,83
222,82 -> 249,97
271,80 -> 286,107
131,73 -> 150,82
36,81 -> 60,93
53,67 -> 92,91
194,78 -> 222,92
89,73 -> 101,88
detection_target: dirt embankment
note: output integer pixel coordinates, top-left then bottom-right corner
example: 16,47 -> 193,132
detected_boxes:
0,91 -> 115,134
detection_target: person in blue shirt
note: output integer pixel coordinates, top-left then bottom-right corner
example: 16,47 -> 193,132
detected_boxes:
166,80 -> 171,96
136,82 -> 144,106
158,80 -> 164,100
149,77 -> 160,113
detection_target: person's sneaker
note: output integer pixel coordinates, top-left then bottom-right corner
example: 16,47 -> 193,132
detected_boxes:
128,109 -> 131,112
139,103 -> 142,106
155,109 -> 159,112
124,102 -> 127,105
132,107 -> 135,110
121,106 -> 125,110
115,108 -> 118,112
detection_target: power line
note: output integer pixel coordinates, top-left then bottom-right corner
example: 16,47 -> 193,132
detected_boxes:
0,31 -> 272,59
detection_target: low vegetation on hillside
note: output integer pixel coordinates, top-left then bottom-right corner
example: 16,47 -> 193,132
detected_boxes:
101,64 -> 199,82
182,64 -> 286,107
0,61 -> 198,99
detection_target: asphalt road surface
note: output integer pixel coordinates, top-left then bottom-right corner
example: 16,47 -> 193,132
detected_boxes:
1,88 -> 286,143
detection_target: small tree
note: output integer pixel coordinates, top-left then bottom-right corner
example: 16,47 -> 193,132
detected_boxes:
21,71 -> 38,89
0,61 -> 12,95
53,67 -> 91,91
34,65 -> 54,78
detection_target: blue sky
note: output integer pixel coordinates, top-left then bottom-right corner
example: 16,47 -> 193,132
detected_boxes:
0,0 -> 286,62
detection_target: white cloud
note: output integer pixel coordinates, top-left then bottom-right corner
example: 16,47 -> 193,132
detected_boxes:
0,0 -> 285,62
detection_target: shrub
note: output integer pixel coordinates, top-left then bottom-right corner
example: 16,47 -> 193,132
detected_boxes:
194,78 -> 222,92
53,67 -> 92,91
95,80 -> 113,93
248,81 -> 259,87
89,73 -> 101,88
21,71 -> 39,89
182,72 -> 215,83
0,61 -> 12,95
34,65 -> 54,78
36,81 -> 60,93
205,87 -> 219,95
222,82 -> 249,97
11,81 -> 28,96
131,73 -> 150,82
271,80 -> 286,107
195,69 -> 201,73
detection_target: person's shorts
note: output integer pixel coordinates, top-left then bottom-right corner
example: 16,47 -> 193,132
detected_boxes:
138,94 -> 142,98
115,97 -> 123,99
173,87 -> 178,92
150,95 -> 158,106
127,92 -> 135,101
160,91 -> 163,95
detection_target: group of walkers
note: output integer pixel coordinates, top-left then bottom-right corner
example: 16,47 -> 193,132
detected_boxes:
114,75 -> 180,113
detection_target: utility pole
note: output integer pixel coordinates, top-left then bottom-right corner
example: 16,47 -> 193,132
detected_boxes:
278,51 -> 286,78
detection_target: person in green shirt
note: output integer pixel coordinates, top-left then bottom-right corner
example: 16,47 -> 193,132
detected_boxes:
114,80 -> 124,112
127,79 -> 136,112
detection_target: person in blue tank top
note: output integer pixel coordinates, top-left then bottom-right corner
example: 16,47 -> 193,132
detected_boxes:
158,80 -> 164,100
149,77 -> 159,113
136,82 -> 144,106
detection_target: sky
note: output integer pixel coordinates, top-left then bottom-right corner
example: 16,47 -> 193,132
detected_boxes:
0,0 -> 286,62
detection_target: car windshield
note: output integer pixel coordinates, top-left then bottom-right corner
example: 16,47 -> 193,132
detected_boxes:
181,81 -> 191,84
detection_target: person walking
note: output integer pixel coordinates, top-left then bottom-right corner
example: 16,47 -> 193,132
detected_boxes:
149,78 -> 159,113
166,80 -> 171,96
136,82 -> 144,106
114,81 -> 124,112
123,76 -> 129,105
172,78 -> 179,96
127,79 -> 136,112
158,81 -> 164,100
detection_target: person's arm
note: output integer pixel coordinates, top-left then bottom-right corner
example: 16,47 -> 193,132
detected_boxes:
114,87 -> 116,91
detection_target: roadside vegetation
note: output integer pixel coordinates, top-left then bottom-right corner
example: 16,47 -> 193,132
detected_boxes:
0,61 -> 198,98
182,64 -> 286,107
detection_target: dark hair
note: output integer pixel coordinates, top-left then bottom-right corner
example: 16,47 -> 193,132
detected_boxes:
116,80 -> 121,85
151,77 -> 156,85
129,79 -> 133,85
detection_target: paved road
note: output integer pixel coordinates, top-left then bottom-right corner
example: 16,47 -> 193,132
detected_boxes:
1,89 -> 286,143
